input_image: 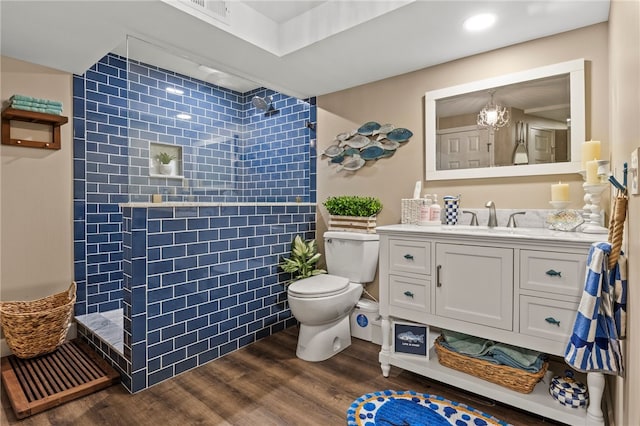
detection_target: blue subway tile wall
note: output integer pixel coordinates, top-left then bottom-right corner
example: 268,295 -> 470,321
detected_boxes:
122,204 -> 313,392
73,53 -> 317,392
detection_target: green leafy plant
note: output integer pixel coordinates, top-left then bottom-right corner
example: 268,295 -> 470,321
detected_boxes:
323,195 -> 382,217
156,152 -> 176,164
279,235 -> 326,284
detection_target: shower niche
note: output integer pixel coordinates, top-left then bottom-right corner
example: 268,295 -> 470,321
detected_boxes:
149,142 -> 183,178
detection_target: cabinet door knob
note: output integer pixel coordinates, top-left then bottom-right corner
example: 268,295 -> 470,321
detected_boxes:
403,291 -> 414,298
404,254 -> 414,260
436,264 -> 442,287
545,317 -> 561,326
545,269 -> 562,277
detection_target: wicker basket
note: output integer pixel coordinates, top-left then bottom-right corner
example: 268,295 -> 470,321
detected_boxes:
0,282 -> 76,359
434,335 -> 547,394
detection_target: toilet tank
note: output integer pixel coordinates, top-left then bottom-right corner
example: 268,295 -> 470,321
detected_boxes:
323,231 -> 380,283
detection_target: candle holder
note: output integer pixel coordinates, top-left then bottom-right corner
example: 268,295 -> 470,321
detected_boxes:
549,201 -> 570,210
581,182 -> 608,233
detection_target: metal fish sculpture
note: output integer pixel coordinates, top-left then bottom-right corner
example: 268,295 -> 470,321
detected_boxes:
336,131 -> 351,142
360,145 -> 386,160
379,139 -> 400,151
342,134 -> 370,149
546,269 -> 562,277
386,127 -> 413,142
323,144 -> 344,157
357,121 -> 381,136
363,140 -> 384,149
373,123 -> 394,136
327,154 -> 345,164
336,154 -> 365,172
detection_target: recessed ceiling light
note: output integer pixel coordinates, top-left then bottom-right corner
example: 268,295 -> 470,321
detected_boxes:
166,87 -> 184,95
198,64 -> 220,74
463,13 -> 496,31
176,113 -> 192,120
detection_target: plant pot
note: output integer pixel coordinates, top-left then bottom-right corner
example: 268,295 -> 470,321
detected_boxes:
328,215 -> 377,233
159,161 -> 174,175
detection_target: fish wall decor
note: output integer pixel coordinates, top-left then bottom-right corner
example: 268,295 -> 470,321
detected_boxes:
322,121 -> 413,172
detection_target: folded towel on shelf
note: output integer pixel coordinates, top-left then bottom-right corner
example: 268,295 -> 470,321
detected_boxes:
490,343 -> 545,372
9,104 -> 63,115
565,242 -> 625,376
441,330 -> 545,373
10,94 -> 63,108
442,330 -> 494,356
11,99 -> 63,111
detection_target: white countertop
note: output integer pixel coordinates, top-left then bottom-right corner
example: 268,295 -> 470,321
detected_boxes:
376,223 -> 605,244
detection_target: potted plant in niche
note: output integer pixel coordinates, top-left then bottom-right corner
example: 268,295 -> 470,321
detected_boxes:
323,195 -> 383,233
279,235 -> 326,285
156,152 -> 176,175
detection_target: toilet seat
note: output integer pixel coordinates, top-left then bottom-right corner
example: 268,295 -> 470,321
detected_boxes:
288,274 -> 350,298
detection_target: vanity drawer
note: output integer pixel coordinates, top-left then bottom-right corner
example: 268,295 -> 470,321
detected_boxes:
389,274 -> 430,313
520,250 -> 585,297
389,239 -> 431,275
519,295 -> 578,343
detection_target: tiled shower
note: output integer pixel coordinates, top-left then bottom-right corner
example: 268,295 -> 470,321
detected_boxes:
72,42 -> 317,392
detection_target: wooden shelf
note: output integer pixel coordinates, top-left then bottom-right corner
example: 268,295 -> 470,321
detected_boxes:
1,107 -> 69,150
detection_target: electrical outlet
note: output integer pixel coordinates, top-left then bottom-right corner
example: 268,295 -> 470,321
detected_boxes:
631,147 -> 639,195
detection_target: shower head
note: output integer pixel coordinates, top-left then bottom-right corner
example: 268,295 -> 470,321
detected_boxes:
252,95 -> 272,112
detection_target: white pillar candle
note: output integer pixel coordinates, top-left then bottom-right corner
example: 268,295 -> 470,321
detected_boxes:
586,158 -> 600,184
551,181 -> 570,201
581,140 -> 601,170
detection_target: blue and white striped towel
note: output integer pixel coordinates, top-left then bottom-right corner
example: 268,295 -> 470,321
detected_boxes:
564,242 -> 626,376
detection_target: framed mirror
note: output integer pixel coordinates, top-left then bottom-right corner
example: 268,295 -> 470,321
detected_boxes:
425,59 -> 585,180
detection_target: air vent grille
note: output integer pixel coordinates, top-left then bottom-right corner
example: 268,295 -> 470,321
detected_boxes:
175,0 -> 229,24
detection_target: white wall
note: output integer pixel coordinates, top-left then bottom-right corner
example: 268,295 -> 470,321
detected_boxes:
609,1 -> 640,424
1,56 -> 75,354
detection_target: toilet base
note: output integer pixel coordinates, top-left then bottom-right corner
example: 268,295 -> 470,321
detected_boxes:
296,315 -> 352,362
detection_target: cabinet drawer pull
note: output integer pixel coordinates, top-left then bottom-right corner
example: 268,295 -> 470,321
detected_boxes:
545,317 -> 561,326
403,291 -> 414,298
436,264 -> 442,287
545,269 -> 562,277
404,254 -> 414,260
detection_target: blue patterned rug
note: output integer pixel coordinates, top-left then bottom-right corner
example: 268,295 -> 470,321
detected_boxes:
346,390 -> 511,426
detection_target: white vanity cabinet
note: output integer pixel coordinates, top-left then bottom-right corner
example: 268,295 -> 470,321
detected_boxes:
435,243 -> 513,330
377,224 -> 604,426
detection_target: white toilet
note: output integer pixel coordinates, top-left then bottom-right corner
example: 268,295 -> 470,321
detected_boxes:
287,231 -> 380,362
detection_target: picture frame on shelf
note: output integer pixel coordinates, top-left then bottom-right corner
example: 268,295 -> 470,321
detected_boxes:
393,321 -> 430,359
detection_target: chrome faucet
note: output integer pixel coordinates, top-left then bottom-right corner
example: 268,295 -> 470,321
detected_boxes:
462,210 -> 479,226
485,201 -> 497,228
507,211 -> 526,228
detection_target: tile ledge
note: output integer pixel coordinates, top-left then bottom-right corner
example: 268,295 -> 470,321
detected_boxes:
120,202 -> 317,208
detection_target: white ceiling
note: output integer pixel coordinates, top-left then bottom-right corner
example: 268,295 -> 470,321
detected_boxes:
0,1 -> 610,99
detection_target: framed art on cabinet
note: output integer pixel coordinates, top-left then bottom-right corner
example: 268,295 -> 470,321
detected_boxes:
393,321 -> 430,359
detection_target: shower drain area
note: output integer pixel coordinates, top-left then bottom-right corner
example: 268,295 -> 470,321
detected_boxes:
1,339 -> 120,419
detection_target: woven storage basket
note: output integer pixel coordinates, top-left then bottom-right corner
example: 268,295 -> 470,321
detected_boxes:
0,282 -> 76,359
434,335 -> 548,394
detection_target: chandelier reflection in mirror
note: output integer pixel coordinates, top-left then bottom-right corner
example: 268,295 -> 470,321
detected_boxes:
477,90 -> 510,130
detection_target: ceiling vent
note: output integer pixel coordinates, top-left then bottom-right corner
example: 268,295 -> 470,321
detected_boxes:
173,0 -> 230,25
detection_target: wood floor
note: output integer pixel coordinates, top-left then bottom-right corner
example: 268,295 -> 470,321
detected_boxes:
2,327 -> 563,425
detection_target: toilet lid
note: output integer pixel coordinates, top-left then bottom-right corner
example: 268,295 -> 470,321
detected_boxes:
288,274 -> 350,298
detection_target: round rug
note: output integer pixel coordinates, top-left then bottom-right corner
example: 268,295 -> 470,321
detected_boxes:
346,390 -> 511,426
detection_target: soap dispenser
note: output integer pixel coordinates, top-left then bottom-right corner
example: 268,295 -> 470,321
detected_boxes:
418,195 -> 432,225
429,194 -> 442,223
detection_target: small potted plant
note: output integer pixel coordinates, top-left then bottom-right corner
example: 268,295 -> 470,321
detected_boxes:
156,152 -> 176,175
323,195 -> 382,233
279,235 -> 326,285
